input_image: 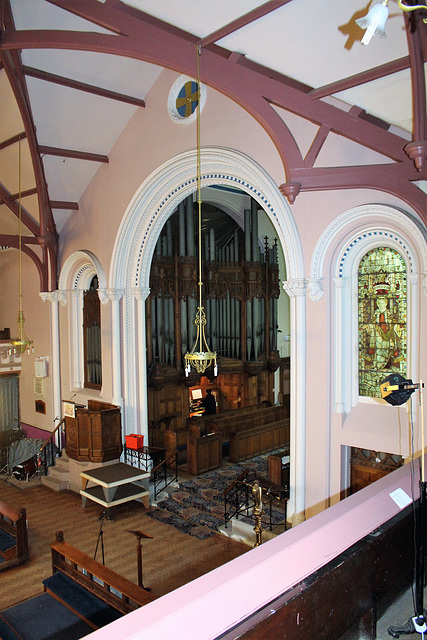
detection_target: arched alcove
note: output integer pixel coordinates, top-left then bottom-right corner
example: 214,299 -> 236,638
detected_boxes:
110,146 -> 306,520
58,250 -> 108,391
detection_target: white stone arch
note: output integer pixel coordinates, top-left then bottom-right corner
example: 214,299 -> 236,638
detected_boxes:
309,204 -> 427,414
59,250 -> 107,295
58,250 -> 108,391
110,146 -> 306,520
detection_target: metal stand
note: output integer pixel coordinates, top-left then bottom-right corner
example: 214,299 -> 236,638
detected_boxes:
388,381 -> 426,638
94,510 -> 106,565
127,530 -> 153,590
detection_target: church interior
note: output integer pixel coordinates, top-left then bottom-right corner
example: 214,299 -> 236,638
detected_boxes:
0,0 -> 426,638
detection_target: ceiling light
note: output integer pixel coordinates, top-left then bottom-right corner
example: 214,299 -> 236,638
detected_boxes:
356,1 -> 389,45
184,46 -> 217,378
9,136 -> 34,356
356,0 -> 427,46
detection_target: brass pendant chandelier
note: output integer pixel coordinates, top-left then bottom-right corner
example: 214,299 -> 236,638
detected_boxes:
184,46 -> 217,378
9,136 -> 34,356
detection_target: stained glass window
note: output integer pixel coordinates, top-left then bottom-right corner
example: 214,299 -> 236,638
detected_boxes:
175,81 -> 199,118
358,247 -> 407,398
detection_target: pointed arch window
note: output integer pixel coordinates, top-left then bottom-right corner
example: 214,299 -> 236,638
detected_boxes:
83,275 -> 102,389
358,247 -> 407,398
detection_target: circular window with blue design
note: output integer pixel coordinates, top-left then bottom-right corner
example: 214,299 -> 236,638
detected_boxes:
168,75 -> 206,124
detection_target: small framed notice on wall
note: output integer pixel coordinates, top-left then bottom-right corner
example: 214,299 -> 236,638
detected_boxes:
34,376 -> 45,399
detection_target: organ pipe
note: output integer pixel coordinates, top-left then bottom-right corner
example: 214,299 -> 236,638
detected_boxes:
147,197 -> 280,380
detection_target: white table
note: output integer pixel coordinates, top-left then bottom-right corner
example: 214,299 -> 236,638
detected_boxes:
80,462 -> 150,518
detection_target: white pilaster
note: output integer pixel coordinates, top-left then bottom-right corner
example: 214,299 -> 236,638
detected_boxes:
107,288 -> 125,410
283,278 -> 307,525
333,277 -> 347,413
70,289 -> 83,389
39,290 -> 66,445
133,287 -> 151,442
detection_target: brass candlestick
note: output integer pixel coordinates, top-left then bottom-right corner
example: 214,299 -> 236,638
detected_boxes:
252,480 -> 263,547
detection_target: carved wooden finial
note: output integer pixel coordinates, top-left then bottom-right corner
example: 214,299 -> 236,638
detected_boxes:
279,182 -> 301,204
404,140 -> 426,171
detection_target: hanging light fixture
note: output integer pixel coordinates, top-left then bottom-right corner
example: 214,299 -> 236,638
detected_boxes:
356,0 -> 427,46
184,45 -> 217,378
9,135 -> 34,356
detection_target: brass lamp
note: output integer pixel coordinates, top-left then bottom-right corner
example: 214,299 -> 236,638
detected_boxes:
9,136 -> 34,355
184,46 -> 217,377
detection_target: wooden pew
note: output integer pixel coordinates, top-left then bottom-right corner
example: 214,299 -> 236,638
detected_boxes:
186,424 -> 222,475
192,404 -> 286,443
43,531 -> 154,630
0,501 -> 29,572
268,451 -> 290,495
229,419 -> 290,463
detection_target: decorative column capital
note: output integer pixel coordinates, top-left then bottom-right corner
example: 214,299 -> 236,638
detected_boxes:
39,290 -> 67,305
97,288 -> 109,305
333,276 -> 348,289
107,288 -> 125,303
283,278 -> 307,298
133,286 -> 151,302
307,278 -> 323,302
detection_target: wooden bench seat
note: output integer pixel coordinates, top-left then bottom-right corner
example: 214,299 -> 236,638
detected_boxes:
46,531 -> 154,627
194,404 -> 286,444
0,613 -> 23,640
0,501 -> 29,572
43,572 -> 123,630
0,529 -> 16,563
229,419 -> 290,462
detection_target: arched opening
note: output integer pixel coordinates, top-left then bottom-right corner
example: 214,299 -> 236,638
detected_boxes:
110,147 -> 306,520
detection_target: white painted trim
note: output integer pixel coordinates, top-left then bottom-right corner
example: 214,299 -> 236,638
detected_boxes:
321,205 -> 427,415
109,146 -> 305,516
58,250 -> 107,393
309,204 -> 427,301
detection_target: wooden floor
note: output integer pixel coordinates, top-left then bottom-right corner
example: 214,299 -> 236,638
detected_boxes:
0,474 -> 249,612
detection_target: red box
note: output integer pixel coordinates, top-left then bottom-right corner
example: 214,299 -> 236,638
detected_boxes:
125,434 -> 144,450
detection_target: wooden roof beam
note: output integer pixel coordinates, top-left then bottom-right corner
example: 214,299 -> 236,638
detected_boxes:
23,65 -> 146,107
200,0 -> 293,47
50,200 -> 79,210
0,181 -> 40,236
0,131 -> 27,151
309,57 -> 411,99
39,146 -> 109,163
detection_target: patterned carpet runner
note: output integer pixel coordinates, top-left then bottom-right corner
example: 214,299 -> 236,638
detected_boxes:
146,452 -> 286,539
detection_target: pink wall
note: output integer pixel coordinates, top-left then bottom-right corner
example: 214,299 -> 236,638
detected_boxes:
87,458 -> 422,640
21,423 -> 50,440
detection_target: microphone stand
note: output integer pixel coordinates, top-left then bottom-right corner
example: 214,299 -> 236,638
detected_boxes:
94,510 -> 106,565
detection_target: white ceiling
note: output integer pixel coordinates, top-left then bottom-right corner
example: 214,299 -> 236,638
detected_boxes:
0,0 -> 424,235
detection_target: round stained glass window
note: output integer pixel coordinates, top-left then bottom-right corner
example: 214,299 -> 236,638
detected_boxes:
168,75 -> 206,124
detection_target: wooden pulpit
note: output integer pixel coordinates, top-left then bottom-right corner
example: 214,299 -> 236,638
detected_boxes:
65,400 -> 122,462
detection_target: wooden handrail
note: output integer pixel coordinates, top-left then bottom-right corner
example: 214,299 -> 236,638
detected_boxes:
39,417 -> 65,454
0,500 -> 21,522
222,469 -> 248,498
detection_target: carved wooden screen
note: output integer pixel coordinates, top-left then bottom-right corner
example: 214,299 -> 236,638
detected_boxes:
147,199 -> 280,378
83,276 -> 102,389
358,247 -> 407,398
